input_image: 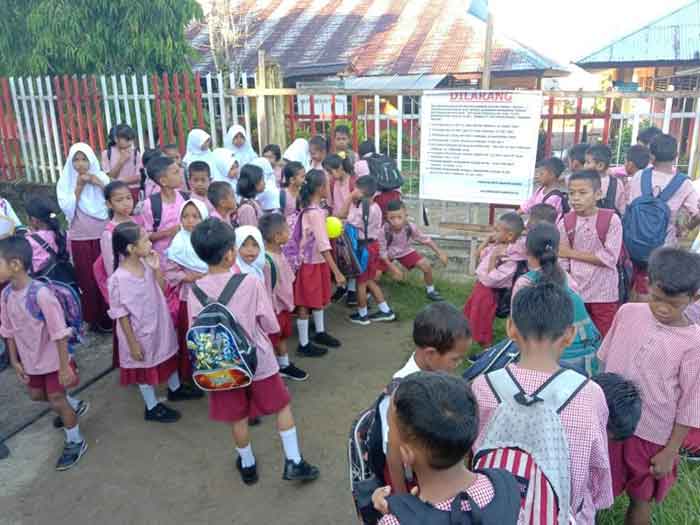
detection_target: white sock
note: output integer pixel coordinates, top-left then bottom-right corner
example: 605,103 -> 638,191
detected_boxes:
358,306 -> 368,317
347,279 -> 357,292
66,395 -> 80,411
167,371 -> 181,392
237,444 -> 256,468
297,318 -> 309,346
312,309 -> 325,333
138,384 -> 158,411
278,354 -> 290,368
280,427 -> 302,464
64,423 -> 83,444
378,302 -> 391,313
426,285 -> 435,293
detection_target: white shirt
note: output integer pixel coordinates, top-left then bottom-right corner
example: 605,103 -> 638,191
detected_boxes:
380,354 -> 422,453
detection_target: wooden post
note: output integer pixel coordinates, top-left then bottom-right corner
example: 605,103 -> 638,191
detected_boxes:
481,13 -> 494,90
255,50 -> 268,153
256,50 -> 287,151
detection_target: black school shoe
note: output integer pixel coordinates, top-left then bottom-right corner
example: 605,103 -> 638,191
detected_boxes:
236,457 -> 259,485
279,363 -> 309,382
297,342 -> 328,358
144,403 -> 181,423
0,441 -> 9,460
54,399 -> 90,429
331,287 -> 347,302
55,440 -> 88,471
345,291 -> 358,307
283,458 -> 320,481
682,448 -> 700,462
368,309 -> 396,322
313,332 -> 341,348
167,383 -> 205,401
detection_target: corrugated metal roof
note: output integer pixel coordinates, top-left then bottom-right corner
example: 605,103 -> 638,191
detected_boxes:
342,74 -> 446,90
578,1 -> 700,66
187,0 -> 566,77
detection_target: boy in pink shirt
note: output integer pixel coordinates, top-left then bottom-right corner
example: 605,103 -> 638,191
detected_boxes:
598,247 -> 700,525
207,181 -> 237,226
518,157 -> 567,219
333,125 -> 358,165
559,170 -> 623,337
584,144 -> 627,215
187,161 -> 214,214
1,236 -> 89,471
25,196 -> 64,277
188,218 -> 320,485
262,144 -> 283,187
101,124 -> 143,201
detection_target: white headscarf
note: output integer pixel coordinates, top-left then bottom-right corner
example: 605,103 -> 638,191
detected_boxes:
235,225 -> 265,281
56,143 -> 110,222
224,125 -> 257,166
283,138 -> 311,171
166,199 -> 209,274
212,148 -> 238,187
183,129 -> 219,173
250,157 -> 281,211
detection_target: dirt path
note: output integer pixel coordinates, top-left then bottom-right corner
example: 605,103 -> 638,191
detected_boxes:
0,305 -> 414,525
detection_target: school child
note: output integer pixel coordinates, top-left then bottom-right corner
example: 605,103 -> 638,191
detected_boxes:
337,176 -> 396,325
141,155 -> 187,267
56,143 -> 111,333
373,372 -> 522,525
188,218 -> 320,484
280,161 -> 305,218
525,203 -> 558,230
598,248 -> 700,523
309,135 -> 328,171
235,225 -> 266,281
357,140 -> 402,219
161,143 -> 186,191
471,284 -> 612,524
623,144 -> 651,178
283,138 -> 312,171
208,181 -> 237,225
334,124 -> 357,164
559,170 -> 622,337
1,235 -> 89,470
259,214 -> 308,381
637,126 -> 663,148
139,147 -> 164,201
25,196 -> 66,277
212,147 -> 238,188
101,124 -> 142,201
183,129 -> 219,178
323,153 -> 356,217
109,222 -> 199,423
186,160 -> 214,213
236,164 -> 265,226
0,196 -> 22,228
165,200 -> 209,389
262,144 -> 283,187
584,144 -> 626,214
224,124 -> 257,166
99,181 -> 137,279
519,157 -> 567,218
383,199 -> 448,301
463,212 -> 526,347
295,169 -> 345,356
251,157 -> 281,213
567,143 -> 589,172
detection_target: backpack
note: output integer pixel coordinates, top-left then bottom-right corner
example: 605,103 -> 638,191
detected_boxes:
367,153 -> 404,191
336,199 -> 370,277
597,176 -> 618,212
623,167 -> 687,266
29,234 -> 79,292
235,199 -> 258,228
282,208 -> 313,273
188,274 -> 258,391
462,338 -> 520,383
473,367 -> 589,525
563,209 -> 632,304
494,259 -> 529,318
543,189 -> 571,214
265,253 -> 277,290
386,468 -> 522,525
150,190 -> 190,231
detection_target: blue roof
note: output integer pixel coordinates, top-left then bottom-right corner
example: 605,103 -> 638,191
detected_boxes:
578,1 -> 700,66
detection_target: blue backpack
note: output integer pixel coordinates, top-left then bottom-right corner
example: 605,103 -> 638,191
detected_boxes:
336,199 -> 370,277
623,168 -> 687,266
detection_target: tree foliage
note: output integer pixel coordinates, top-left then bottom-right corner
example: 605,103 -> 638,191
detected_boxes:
0,0 -> 203,76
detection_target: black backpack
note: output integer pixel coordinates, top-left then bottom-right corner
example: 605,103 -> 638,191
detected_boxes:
386,468 -> 522,525
597,177 -> 618,213
367,153 -> 404,191
28,234 -> 79,293
188,274 -> 258,391
543,189 -> 570,214
494,260 -> 529,319
150,191 -> 190,231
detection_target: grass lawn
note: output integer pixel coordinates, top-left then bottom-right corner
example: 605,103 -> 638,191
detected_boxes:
382,274 -> 700,524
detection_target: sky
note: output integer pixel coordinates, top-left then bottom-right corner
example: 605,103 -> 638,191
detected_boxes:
489,0 -> 692,65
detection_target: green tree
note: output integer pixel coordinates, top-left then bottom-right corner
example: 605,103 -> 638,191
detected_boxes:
0,0 -> 203,75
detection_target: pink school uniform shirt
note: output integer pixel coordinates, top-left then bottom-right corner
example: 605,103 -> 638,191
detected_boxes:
511,270 -> 580,307
274,166 -> 283,187
108,263 -> 177,369
69,208 -> 108,242
347,199 -> 383,240
384,223 -> 432,260
0,283 -> 72,375
300,205 -> 331,265
281,188 -> 297,218
237,199 -> 263,227
141,191 -> 187,261
263,251 -> 295,314
191,192 -> 215,215
472,365 -> 612,522
520,186 -> 564,217
598,303 -> 700,446
330,176 -> 354,217
187,269 -> 280,381
558,211 -> 622,303
101,147 -> 143,188
475,237 -> 527,289
27,230 -> 58,274
99,220 -> 119,278
626,169 -> 700,246
600,175 -> 627,215
355,159 -> 370,177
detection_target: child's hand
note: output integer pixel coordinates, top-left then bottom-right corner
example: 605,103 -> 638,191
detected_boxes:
12,361 -> 29,384
335,271 -> 347,287
650,447 -> 677,479
144,250 -> 160,271
372,486 -> 391,515
438,250 -> 449,266
58,364 -> 76,387
185,271 -> 205,283
118,148 -> 132,163
129,343 -> 144,362
78,172 -> 92,185
388,262 -> 404,281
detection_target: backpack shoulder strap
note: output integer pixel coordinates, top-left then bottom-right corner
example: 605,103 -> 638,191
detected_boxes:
191,282 -> 211,307
534,368 -> 589,413
361,198 -> 370,240
30,234 -> 57,258
218,273 -> 247,304
641,167 -> 654,197
595,208 -> 615,245
543,189 -> 564,202
484,367 -> 523,404
179,190 -> 191,201
279,188 -> 287,211
150,193 -> 163,231
265,253 -> 277,290
563,212 -> 577,248
659,173 -> 688,202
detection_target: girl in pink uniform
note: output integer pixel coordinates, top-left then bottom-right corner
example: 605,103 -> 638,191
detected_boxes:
280,161 -> 305,219
108,222 -> 199,424
25,196 -> 66,277
236,164 -> 265,226
101,124 -> 143,202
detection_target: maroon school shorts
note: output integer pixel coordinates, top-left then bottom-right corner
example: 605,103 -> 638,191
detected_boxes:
208,373 -> 291,423
28,360 -> 79,396
396,250 -> 423,270
269,310 -> 293,347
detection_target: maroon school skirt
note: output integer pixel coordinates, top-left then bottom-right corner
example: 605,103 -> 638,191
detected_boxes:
119,354 -> 178,386
294,262 -> 332,310
176,300 -> 193,381
71,239 -> 110,329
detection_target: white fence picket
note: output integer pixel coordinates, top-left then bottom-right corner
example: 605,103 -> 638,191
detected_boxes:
143,75 -> 155,149
111,75 -> 121,124
45,76 -> 63,180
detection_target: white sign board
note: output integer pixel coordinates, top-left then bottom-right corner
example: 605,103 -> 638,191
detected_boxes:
419,90 -> 542,205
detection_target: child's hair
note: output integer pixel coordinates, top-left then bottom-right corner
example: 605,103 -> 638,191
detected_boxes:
309,135 -> 328,153
262,144 -> 281,162
146,155 -> 174,186
413,302 -> 471,353
237,164 -> 264,199
0,234 -> 32,271
162,143 -> 178,154
637,126 -> 662,146
104,180 -> 130,202
586,144 -> 612,169
498,212 -> 525,238
322,153 -> 354,175
191,218 -> 236,266
111,221 -> 142,272
528,203 -> 558,226
139,148 -> 163,193
568,169 -> 602,192
107,124 -> 138,163
592,372 -> 642,441
299,169 -> 327,208
282,161 -> 304,188
511,283 -> 573,342
650,134 -> 678,163
208,181 -> 234,209
538,157 -> 566,179
334,125 -> 351,137
526,223 -> 565,287
648,247 -> 700,296
393,372 -> 479,470
356,175 -> 377,197
626,144 -> 650,171
25,195 -> 68,259
386,199 -> 406,212
567,143 -> 589,166
188,160 -> 211,179
259,212 -> 287,243
359,140 -> 376,157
